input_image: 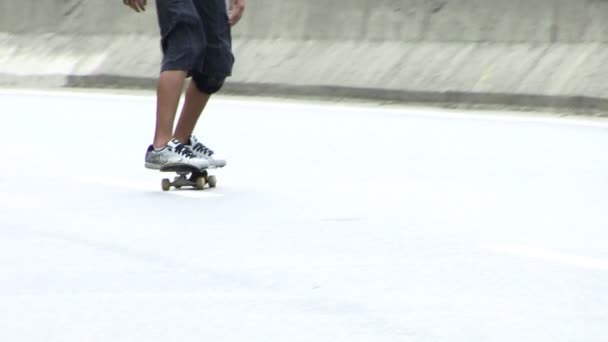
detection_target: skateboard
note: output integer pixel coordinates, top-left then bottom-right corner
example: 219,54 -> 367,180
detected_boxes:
159,163 -> 217,191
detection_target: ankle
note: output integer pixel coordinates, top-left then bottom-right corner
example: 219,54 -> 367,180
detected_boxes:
153,136 -> 174,150
172,134 -> 191,145
153,140 -> 169,150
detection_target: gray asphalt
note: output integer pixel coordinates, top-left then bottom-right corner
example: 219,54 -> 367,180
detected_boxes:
1,89 -> 607,342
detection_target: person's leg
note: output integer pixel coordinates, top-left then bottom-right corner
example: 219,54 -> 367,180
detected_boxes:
145,0 -> 209,169
173,0 -> 231,144
173,79 -> 210,144
154,70 -> 187,149
151,0 -> 204,148
176,73 -> 227,168
169,0 -> 232,168
146,71 -> 210,170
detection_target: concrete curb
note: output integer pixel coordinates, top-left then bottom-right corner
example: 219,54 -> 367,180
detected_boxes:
2,71 -> 607,115
61,75 -> 608,114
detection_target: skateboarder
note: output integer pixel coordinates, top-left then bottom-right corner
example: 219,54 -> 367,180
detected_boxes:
122,0 -> 246,169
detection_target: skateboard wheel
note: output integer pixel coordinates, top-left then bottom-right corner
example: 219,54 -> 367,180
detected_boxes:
161,179 -> 171,191
195,177 -> 206,190
207,175 -> 217,188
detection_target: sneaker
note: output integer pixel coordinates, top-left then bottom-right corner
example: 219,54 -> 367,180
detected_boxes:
145,138 -> 210,170
188,135 -> 227,168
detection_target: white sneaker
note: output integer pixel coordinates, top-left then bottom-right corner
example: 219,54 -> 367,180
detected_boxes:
145,138 -> 210,170
188,135 -> 227,168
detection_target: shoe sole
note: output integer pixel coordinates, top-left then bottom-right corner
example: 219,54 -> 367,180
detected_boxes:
146,161 -> 210,170
145,162 -> 162,170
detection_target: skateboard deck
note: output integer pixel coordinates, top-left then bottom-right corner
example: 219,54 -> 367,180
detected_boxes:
159,163 -> 217,191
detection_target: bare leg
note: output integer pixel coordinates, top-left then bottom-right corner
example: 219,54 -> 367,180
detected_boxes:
174,80 -> 211,143
153,70 -> 187,149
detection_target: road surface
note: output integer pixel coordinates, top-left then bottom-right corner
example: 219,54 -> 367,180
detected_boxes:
1,89 -> 607,342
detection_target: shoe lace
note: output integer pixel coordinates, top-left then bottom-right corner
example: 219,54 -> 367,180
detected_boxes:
174,143 -> 197,159
193,142 -> 214,157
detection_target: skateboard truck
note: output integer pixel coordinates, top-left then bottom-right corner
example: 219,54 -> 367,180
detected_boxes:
159,164 -> 217,191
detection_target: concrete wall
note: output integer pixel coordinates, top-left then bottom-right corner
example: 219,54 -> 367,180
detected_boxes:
2,0 -> 608,110
234,0 -> 608,43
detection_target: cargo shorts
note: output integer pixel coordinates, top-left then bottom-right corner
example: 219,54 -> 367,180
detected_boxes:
155,0 -> 234,77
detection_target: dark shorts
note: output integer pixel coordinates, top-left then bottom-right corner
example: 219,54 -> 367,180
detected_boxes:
155,0 -> 234,77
